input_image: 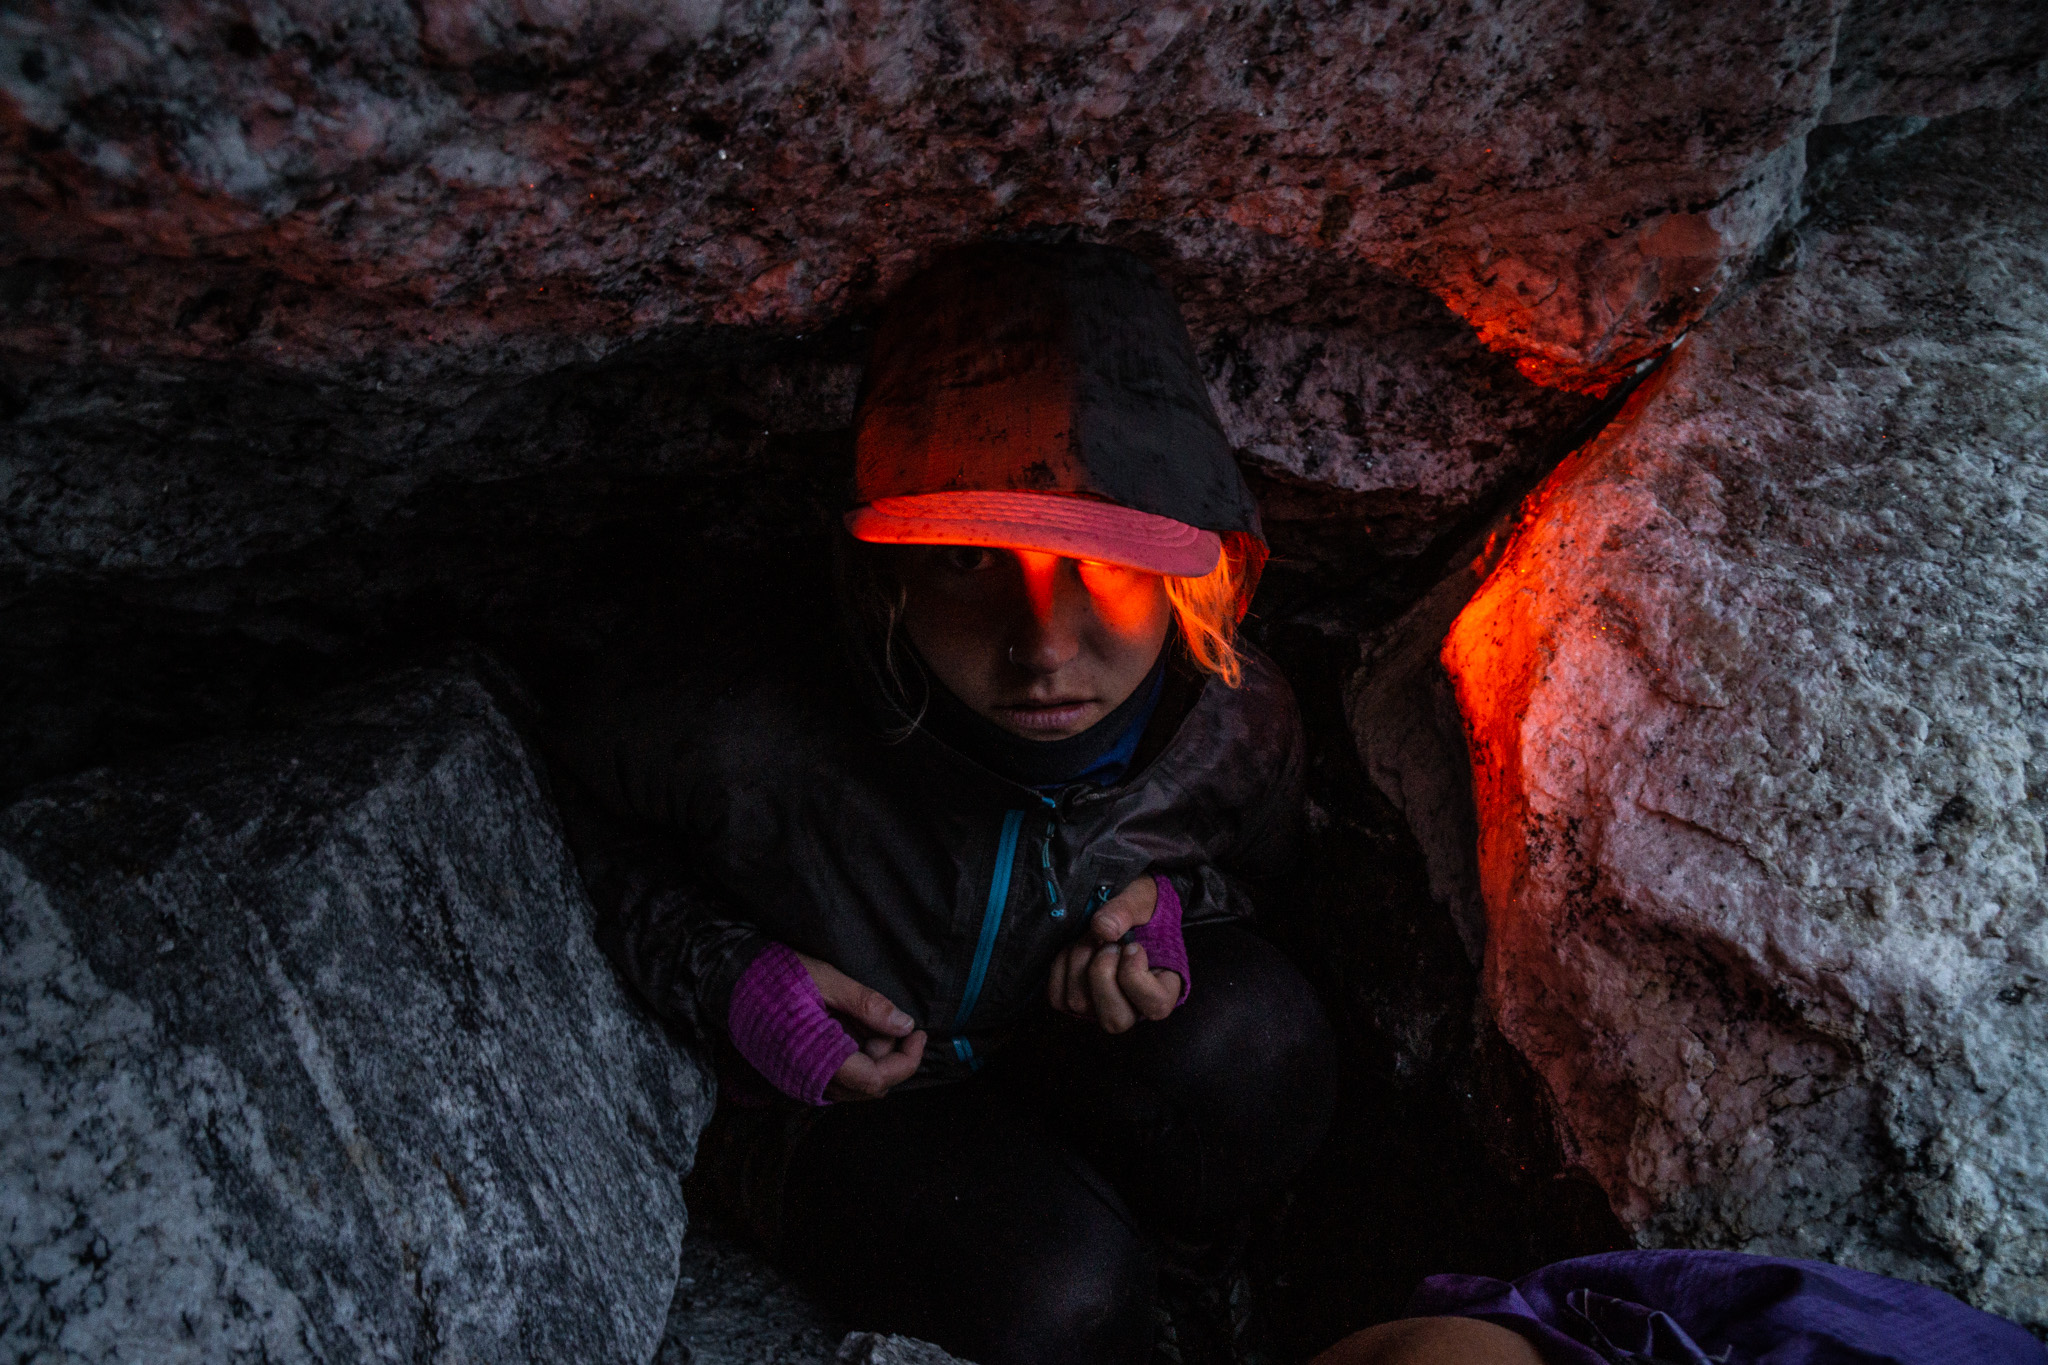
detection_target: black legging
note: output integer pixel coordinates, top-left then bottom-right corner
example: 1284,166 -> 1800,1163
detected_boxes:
778,925 -> 1336,1365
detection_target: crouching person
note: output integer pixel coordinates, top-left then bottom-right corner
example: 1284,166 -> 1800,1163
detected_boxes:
548,243 -> 1337,1365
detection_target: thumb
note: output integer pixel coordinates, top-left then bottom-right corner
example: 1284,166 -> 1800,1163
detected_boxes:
801,954 -> 916,1037
1091,876 -> 1158,943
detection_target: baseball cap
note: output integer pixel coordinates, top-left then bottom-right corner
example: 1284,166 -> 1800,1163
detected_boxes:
845,243 -> 1262,578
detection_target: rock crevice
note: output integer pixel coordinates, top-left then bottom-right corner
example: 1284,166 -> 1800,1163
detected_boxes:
1424,94 -> 2048,1329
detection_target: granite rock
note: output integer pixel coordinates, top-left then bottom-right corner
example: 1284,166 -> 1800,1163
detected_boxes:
656,1220 -> 844,1365
7,0 -> 2042,401
835,1333 -> 977,1365
0,263 -> 1594,805
652,1220 -> 977,1365
0,329 -> 863,799
10,0 -> 2039,633
1822,0 -> 2048,124
1349,537 -> 1498,963
0,291 -> 1594,582
1437,96 -> 2048,1329
5,1 -> 2041,601
0,664 -> 713,1362
1206,300 -> 1599,563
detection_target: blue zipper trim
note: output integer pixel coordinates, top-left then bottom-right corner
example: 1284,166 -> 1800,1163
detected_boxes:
953,808 -> 1025,1033
1039,793 -> 1064,918
952,1036 -> 977,1068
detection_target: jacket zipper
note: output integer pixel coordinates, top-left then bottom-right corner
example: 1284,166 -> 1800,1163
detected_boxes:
1039,798 -> 1066,919
952,808 -> 1026,1067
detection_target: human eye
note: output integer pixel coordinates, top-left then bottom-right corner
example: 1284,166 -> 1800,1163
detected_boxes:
1076,559 -> 1135,590
941,546 -> 996,572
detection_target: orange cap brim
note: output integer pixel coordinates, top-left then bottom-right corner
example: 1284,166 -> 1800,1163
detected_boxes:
845,492 -> 1222,577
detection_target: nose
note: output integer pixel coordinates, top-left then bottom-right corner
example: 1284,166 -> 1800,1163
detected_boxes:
1009,552 -> 1082,674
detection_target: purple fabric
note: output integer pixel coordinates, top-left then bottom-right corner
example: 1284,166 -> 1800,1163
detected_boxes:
1130,873 -> 1190,1006
725,943 -> 859,1107
1408,1250 -> 2045,1365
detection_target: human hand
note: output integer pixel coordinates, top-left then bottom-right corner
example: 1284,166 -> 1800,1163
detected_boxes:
794,951 -> 927,1101
1046,877 -> 1184,1034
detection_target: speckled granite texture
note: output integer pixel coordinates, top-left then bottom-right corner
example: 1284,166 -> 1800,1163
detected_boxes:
0,665 -> 713,1362
1435,95 -> 2048,1330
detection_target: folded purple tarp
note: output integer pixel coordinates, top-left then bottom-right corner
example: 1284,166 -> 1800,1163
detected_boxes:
1409,1251 -> 2044,1364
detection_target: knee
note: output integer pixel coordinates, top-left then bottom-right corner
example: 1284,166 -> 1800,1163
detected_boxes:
1311,1318 -> 1547,1365
972,1218 -> 1156,1365
1179,927 -> 1336,1108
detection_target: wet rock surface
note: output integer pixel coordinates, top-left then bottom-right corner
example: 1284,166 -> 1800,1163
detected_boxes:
1433,95 -> 2048,1329
0,664 -> 712,1362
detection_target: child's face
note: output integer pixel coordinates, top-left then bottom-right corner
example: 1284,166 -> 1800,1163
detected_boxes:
895,545 -> 1173,741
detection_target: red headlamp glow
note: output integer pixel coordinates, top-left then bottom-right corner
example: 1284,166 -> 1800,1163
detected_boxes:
845,491 -> 1221,578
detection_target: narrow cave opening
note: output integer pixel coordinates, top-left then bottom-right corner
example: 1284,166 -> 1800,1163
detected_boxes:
2,261 -> 1636,1357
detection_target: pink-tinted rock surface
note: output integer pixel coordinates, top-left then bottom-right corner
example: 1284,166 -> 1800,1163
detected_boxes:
7,0 -> 2038,397
1438,97 -> 2048,1328
5,0 -> 2042,587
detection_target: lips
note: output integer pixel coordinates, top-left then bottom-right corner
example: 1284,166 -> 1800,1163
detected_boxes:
996,699 -> 1096,733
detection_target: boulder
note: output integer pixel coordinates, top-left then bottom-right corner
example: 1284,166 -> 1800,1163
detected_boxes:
1823,0 -> 2048,123
8,0 -> 2042,398
653,1221 -> 978,1365
0,665 -> 712,1361
657,1221 -> 844,1364
0,286 -> 1589,583
835,1333 -> 977,1365
12,0 -> 2039,797
1435,95 -> 2048,1328
1212,303 -> 1599,564
1350,525 -> 1520,965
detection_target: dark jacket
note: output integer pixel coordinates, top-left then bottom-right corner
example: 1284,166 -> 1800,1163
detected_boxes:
546,612 -> 1305,1089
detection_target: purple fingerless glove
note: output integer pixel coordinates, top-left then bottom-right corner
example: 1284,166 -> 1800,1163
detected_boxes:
1132,874 -> 1190,1006
726,943 -> 859,1106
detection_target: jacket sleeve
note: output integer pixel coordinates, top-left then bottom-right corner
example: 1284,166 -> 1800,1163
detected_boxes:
1172,659 -> 1308,928
542,671 -> 772,1045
